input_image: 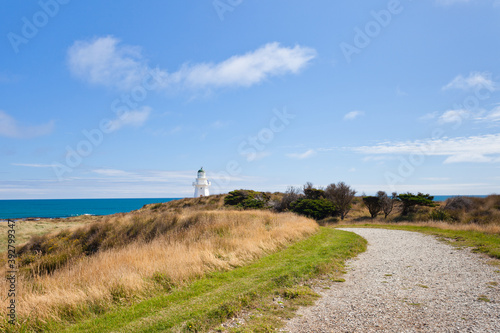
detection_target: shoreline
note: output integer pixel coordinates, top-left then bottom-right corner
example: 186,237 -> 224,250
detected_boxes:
0,214 -> 102,223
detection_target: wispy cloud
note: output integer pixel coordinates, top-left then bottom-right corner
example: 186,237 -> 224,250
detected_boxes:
436,0 -> 472,6
106,106 -> 151,132
419,112 -> 438,121
396,86 -> 408,96
477,105 -> 500,122
92,169 -> 133,177
442,72 -> 496,91
343,110 -> 364,120
67,36 -> 152,90
241,151 -> 271,162
438,109 -> 469,124
351,134 -> 500,164
177,42 -> 316,89
68,36 -> 316,92
0,110 -> 55,139
421,177 -> 450,181
286,149 -> 316,159
210,120 -> 230,129
12,163 -> 57,168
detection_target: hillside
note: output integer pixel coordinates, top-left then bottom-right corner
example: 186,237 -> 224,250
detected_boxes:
0,201 -> 319,331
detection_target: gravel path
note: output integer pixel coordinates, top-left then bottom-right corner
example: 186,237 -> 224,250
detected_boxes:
283,228 -> 500,332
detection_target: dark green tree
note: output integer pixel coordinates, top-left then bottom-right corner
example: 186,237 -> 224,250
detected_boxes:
303,182 -> 325,200
397,192 -> 435,215
224,190 -> 269,209
362,196 -> 382,219
290,198 -> 336,220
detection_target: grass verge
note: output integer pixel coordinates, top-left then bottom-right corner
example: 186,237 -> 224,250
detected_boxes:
336,223 -> 500,259
30,228 -> 366,333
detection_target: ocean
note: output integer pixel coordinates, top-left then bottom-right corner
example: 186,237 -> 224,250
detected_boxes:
0,198 -> 181,220
432,195 -> 487,202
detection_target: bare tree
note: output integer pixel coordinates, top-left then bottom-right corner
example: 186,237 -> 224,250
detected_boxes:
378,191 -> 396,218
276,186 -> 302,212
303,182 -> 325,200
325,182 -> 357,220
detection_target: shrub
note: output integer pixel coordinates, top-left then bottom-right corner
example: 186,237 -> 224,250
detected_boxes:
290,198 -> 336,220
224,190 -> 270,209
444,196 -> 475,212
303,182 -> 325,200
325,182 -> 356,220
362,196 -> 381,219
275,186 -> 302,212
429,209 -> 451,221
379,191 -> 397,218
397,192 -> 436,216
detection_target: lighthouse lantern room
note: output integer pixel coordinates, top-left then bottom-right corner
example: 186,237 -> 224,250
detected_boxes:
193,167 -> 211,198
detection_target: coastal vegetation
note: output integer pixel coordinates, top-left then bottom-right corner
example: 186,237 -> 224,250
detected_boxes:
0,208 -> 325,331
1,189 -> 499,331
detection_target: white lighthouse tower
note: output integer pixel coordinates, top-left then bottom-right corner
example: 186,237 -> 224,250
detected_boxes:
193,167 -> 211,198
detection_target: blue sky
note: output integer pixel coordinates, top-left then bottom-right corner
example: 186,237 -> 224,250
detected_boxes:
1,0 -> 500,199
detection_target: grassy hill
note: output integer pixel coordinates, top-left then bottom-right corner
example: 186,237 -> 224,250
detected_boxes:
2,198 -> 359,332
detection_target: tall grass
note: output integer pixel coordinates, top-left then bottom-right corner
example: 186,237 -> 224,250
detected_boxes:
0,210 -> 317,328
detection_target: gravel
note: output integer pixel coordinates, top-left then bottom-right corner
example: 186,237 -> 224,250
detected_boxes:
283,228 -> 500,332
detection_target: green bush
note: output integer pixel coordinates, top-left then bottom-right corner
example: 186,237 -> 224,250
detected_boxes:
362,196 -> 381,218
397,192 -> 436,215
290,198 -> 336,220
429,209 -> 451,221
224,190 -> 269,209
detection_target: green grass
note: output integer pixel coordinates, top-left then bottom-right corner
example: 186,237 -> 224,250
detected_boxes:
336,224 -> 500,259
24,228 -> 365,333
477,295 -> 490,302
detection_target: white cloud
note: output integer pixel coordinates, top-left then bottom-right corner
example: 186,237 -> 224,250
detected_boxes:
421,177 -> 451,181
12,163 -> 57,168
443,153 -> 493,164
92,169 -> 133,177
107,106 -> 151,132
482,105 -> 500,122
67,36 -> 153,90
241,151 -> 271,162
178,42 -> 316,89
442,72 -> 496,91
210,120 -> 229,129
438,109 -> 469,124
352,134 -> 500,164
436,0 -> 472,5
344,110 -> 365,120
0,110 -> 55,139
419,112 -> 438,121
68,36 -> 316,92
287,149 -> 316,159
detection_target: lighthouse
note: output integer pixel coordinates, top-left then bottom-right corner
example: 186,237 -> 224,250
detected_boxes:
193,167 -> 211,198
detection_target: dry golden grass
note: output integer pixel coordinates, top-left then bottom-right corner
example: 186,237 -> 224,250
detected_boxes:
0,216 -> 97,253
0,210 -> 317,324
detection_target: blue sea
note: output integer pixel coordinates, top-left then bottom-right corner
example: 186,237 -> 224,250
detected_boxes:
433,195 -> 487,202
0,198 -> 181,220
